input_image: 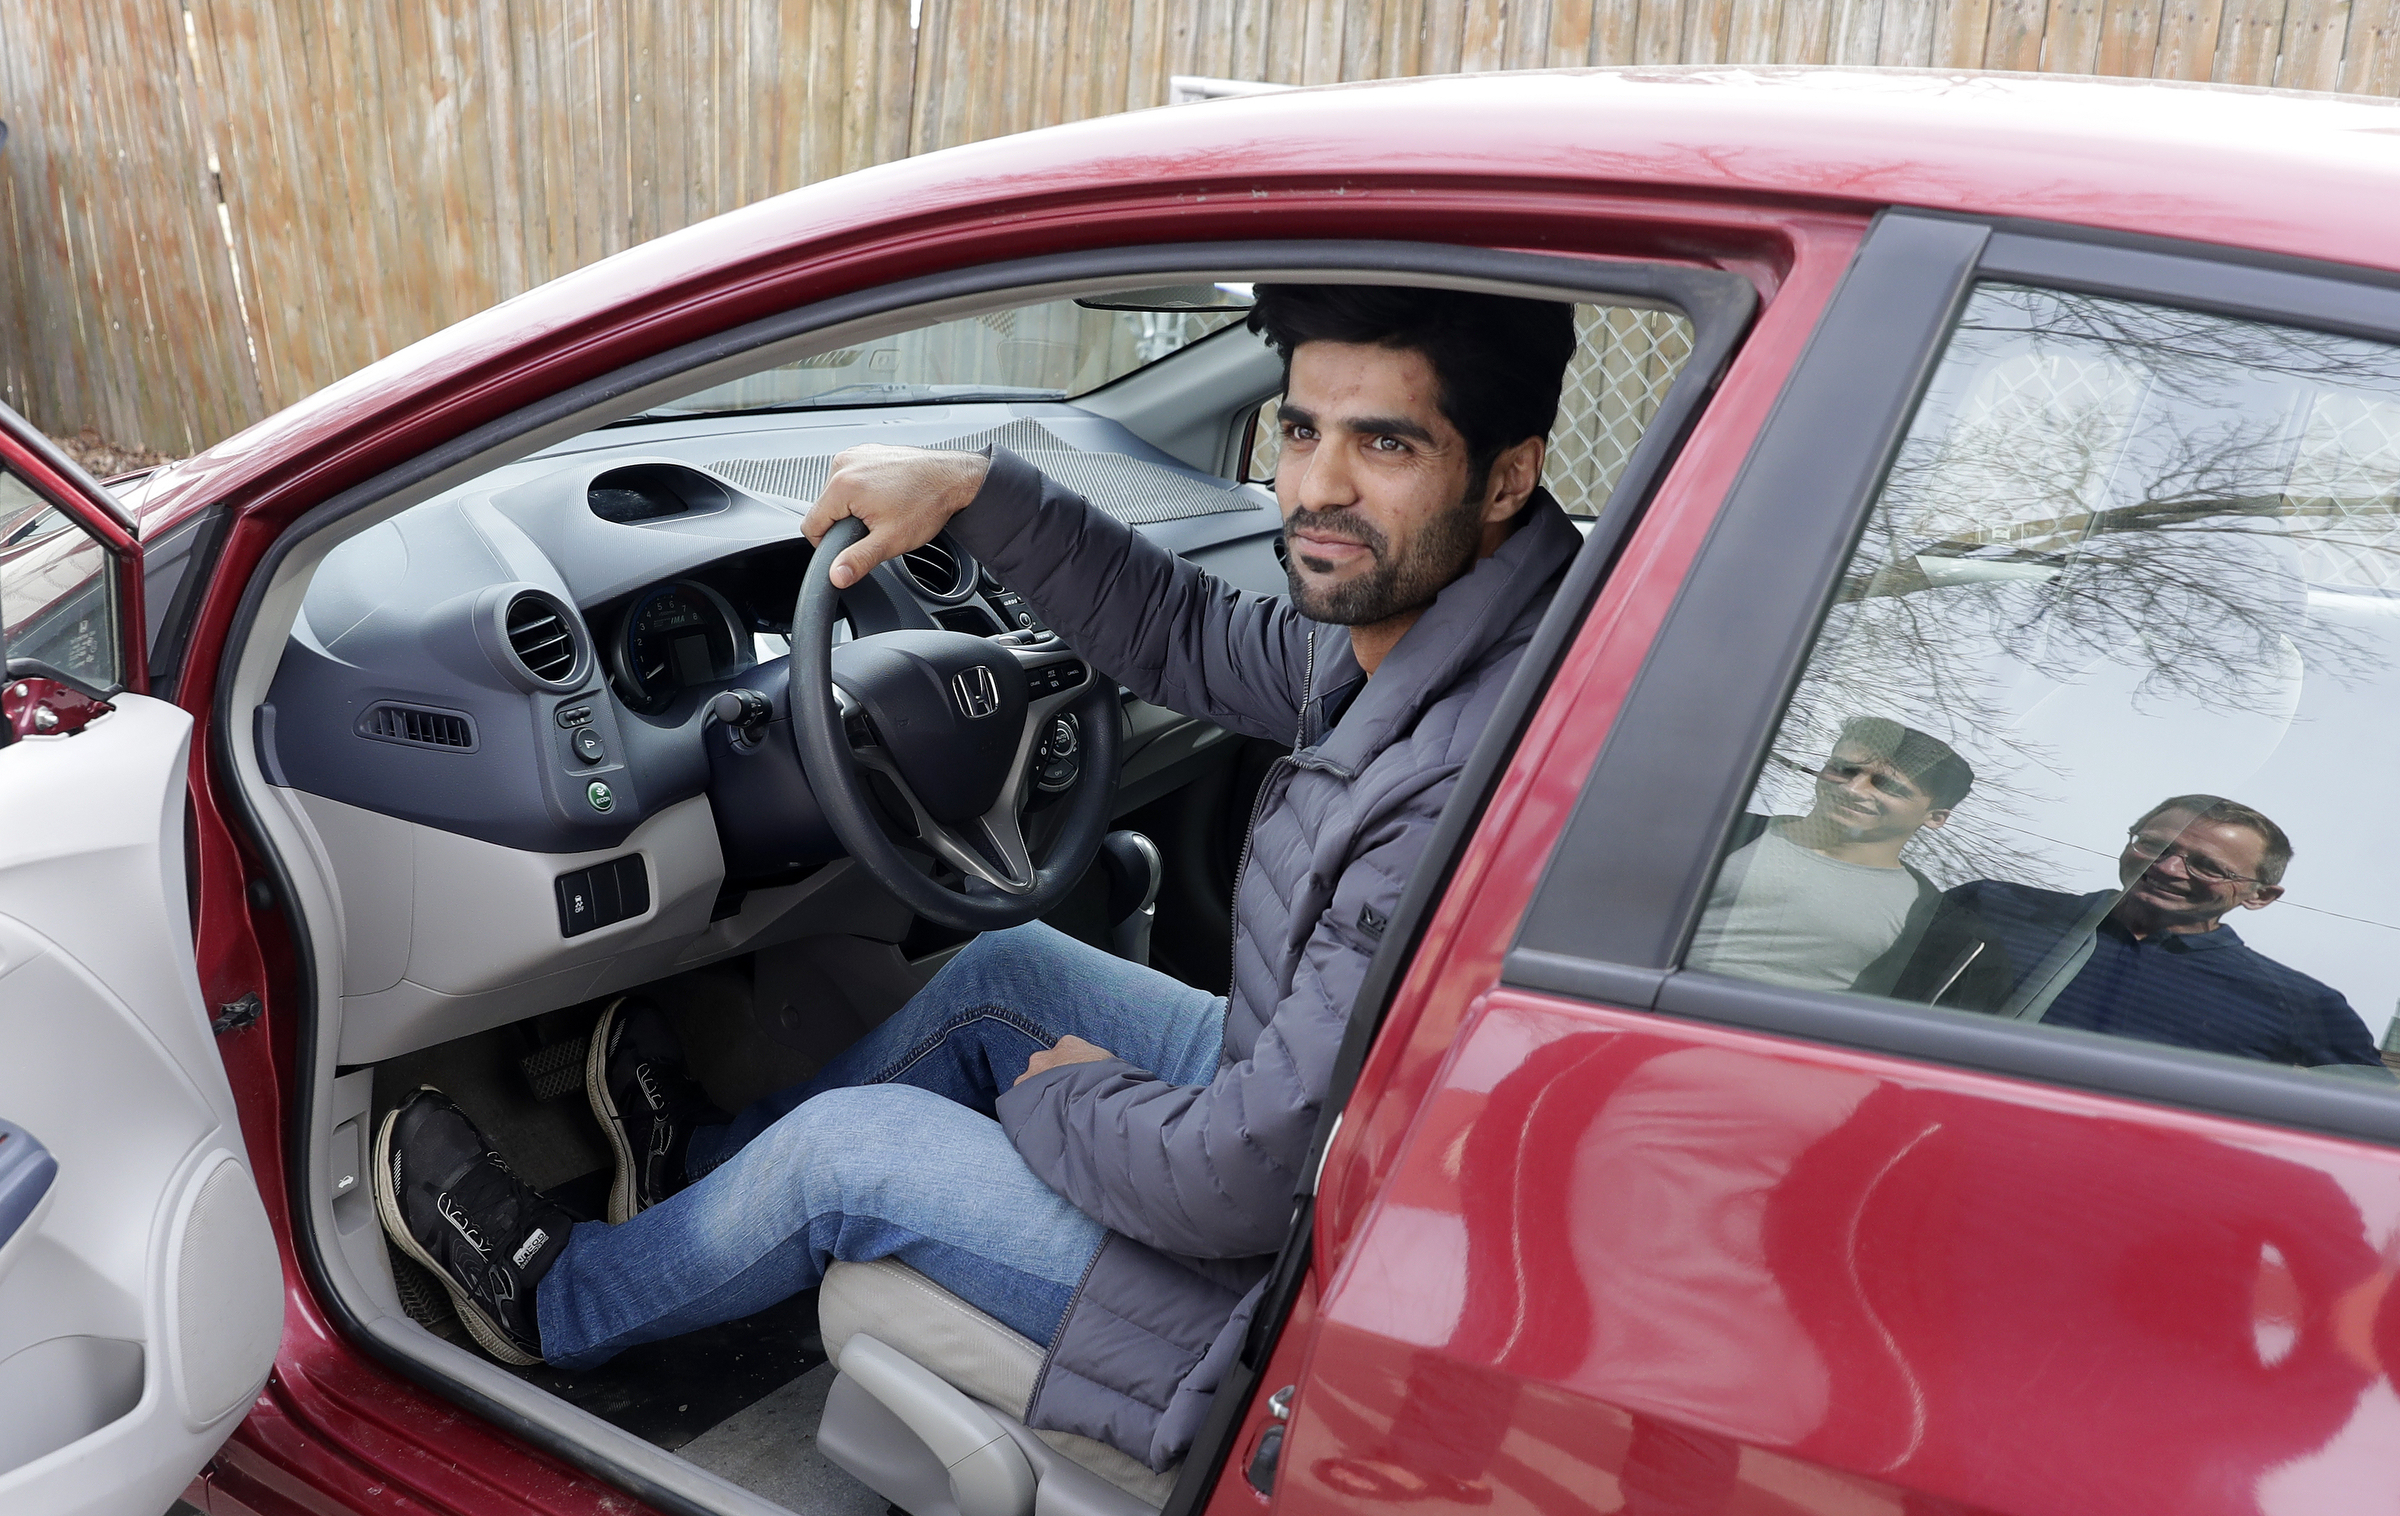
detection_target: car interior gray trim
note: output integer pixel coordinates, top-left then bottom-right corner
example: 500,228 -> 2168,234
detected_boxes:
1161,261 -> 1759,1516
1650,969 -> 2400,1148
837,1335 -> 1038,1516
1075,321 -> 1283,475
142,502 -> 232,702
214,236 -> 1761,1516
1508,209 -> 2400,1151
1512,210 -> 1990,971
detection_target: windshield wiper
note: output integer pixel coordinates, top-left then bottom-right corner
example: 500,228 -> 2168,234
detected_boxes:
607,384 -> 1069,426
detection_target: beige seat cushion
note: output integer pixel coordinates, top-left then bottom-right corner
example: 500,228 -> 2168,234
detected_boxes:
819,1259 -> 1179,1507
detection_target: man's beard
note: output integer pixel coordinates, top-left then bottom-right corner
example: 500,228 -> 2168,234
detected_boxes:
1283,490 -> 1486,626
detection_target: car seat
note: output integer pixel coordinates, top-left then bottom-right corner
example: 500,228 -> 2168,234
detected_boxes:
816,1259 -> 1180,1516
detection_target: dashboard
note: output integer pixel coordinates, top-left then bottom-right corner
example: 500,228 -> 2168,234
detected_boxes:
261,401 -> 1285,863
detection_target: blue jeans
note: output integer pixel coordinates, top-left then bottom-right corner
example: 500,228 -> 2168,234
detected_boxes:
535,922 -> 1226,1370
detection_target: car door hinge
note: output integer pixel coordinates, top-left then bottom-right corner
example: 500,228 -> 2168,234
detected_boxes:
211,993 -> 263,1035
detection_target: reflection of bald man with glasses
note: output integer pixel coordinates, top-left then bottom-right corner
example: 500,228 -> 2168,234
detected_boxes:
1941,795 -> 2383,1071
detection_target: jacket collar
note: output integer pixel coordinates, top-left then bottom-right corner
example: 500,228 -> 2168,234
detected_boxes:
1300,490 -> 1582,773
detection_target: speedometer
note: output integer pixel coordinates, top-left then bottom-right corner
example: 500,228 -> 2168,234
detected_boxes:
609,580 -> 749,711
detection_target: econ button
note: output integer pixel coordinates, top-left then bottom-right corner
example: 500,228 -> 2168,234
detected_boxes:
585,780 -> 615,813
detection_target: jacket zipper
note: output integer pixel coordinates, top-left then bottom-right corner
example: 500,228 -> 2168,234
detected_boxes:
1224,631 -> 1318,1004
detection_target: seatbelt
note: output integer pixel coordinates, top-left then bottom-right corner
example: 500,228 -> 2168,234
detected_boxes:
1998,892 -> 2122,1022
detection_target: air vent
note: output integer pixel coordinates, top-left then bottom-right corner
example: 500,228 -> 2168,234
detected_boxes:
360,703 -> 477,751
896,537 -> 979,605
504,592 -> 582,686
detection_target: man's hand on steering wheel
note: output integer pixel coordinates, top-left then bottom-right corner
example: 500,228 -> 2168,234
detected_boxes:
800,445 -> 991,588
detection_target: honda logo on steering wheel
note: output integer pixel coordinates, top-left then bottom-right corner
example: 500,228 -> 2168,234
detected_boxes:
951,666 -> 1001,719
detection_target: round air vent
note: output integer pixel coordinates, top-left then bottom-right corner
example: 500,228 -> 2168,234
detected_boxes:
501,590 -> 585,689
896,536 -> 980,606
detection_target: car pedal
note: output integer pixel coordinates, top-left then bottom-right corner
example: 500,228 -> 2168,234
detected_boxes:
386,1237 -> 457,1329
518,1039 -> 586,1102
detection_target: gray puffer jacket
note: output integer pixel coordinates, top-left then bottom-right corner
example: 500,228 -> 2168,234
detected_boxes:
950,447 -> 1582,1470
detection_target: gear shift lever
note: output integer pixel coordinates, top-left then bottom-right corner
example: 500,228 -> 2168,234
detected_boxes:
1098,831 -> 1163,967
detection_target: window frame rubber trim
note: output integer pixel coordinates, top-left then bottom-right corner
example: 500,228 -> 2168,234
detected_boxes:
1505,207 -> 2400,1150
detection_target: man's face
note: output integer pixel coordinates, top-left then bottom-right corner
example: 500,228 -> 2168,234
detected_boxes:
1809,743 -> 1946,845
1274,342 -> 1520,626
2116,808 -> 2283,930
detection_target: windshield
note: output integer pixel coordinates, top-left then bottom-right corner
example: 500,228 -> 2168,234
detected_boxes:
639,296 -> 1251,419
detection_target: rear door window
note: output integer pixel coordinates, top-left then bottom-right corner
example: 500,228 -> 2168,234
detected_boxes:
1692,282 -> 2400,1080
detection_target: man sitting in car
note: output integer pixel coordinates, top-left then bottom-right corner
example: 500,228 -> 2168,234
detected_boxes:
1933,795 -> 2383,1069
1688,716 -> 2006,1005
374,285 -> 1585,1471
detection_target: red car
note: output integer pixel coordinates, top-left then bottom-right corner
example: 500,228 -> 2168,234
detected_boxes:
5,65 -> 2400,1516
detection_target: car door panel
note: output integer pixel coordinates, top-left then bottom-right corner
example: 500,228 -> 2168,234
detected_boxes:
0,417 -> 283,1516
1288,989 -> 2400,1514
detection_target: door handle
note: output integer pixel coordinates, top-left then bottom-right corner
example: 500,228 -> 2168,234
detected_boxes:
0,1119 -> 56,1252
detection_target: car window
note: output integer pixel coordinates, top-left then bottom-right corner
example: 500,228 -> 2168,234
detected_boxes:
1691,283 -> 2400,1081
1240,302 -> 1693,512
0,469 -> 123,692
642,297 -> 1250,418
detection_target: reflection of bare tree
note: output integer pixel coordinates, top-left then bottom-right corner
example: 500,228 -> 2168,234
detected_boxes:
1759,284 -> 2400,887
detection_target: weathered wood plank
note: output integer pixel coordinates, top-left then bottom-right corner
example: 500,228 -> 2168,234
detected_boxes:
2214,0 -> 2294,83
1460,0 -> 1510,69
1981,0 -> 2047,68
2279,0 -> 2349,88
2343,0 -> 2400,90
2043,0 -> 2108,71
2095,0 -> 2164,73
2151,0 -> 2229,78
1932,0 -> 1998,64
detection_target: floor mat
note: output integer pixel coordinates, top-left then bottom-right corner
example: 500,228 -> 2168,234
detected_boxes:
507,1286 -> 829,1451
678,1362 -> 887,1516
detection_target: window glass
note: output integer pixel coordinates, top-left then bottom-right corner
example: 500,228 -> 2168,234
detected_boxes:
1,470 -> 122,690
1238,302 -> 1693,509
643,298 -> 1249,418
1694,284 -> 2400,1080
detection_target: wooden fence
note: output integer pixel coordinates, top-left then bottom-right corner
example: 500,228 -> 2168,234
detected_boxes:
5,0 -> 2400,455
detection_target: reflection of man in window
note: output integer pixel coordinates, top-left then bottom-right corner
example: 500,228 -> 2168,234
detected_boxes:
1689,718 -> 1982,994
1945,796 -> 2382,1069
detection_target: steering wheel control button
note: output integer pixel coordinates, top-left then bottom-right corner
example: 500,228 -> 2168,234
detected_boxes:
1038,714 -> 1082,792
586,780 -> 615,812
573,727 -> 607,764
555,703 -> 594,728
554,854 -> 650,938
1026,660 -> 1090,697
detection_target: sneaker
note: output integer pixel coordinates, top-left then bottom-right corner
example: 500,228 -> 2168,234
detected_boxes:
586,997 -> 725,1224
373,1088 -> 573,1365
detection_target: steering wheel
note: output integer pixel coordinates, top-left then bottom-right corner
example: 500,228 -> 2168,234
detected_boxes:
790,518 -> 1119,931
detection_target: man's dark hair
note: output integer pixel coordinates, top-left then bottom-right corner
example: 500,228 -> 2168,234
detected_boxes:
2132,794 -> 2294,885
1246,285 -> 1579,488
1834,717 -> 1975,811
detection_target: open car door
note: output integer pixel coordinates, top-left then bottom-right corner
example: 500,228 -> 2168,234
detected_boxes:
0,412 -> 282,1515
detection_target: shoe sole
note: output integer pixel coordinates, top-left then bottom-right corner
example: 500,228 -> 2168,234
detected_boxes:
584,997 -> 639,1225
372,1089 -> 542,1368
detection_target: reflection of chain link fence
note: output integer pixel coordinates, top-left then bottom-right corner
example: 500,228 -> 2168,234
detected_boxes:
1242,303 -> 1694,515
